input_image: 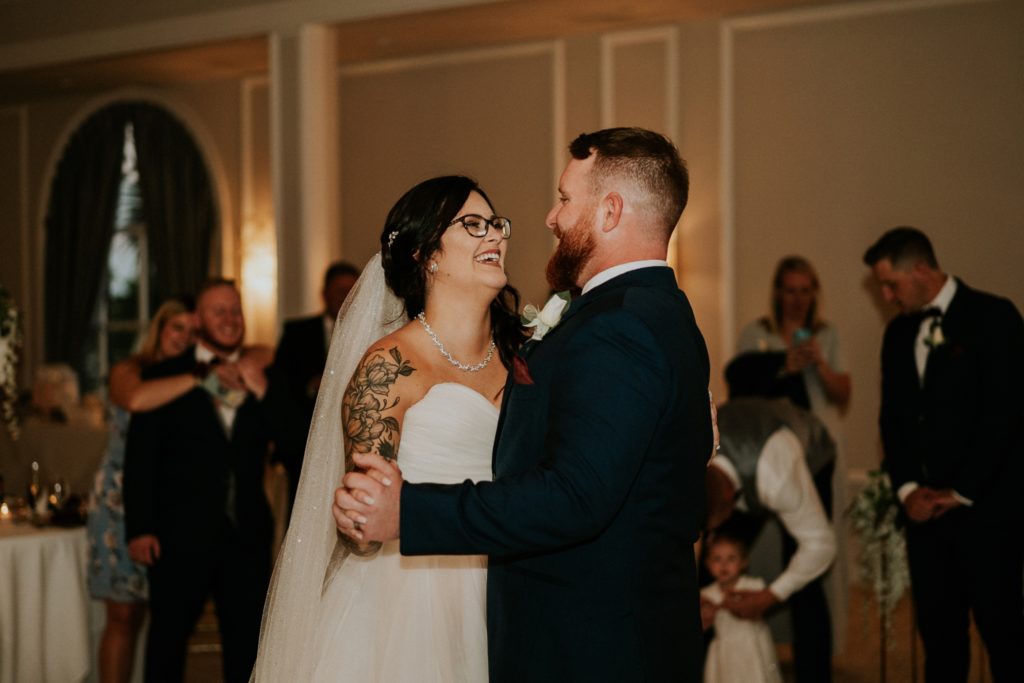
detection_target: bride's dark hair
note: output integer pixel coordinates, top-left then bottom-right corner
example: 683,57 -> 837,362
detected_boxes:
380,175 -> 526,369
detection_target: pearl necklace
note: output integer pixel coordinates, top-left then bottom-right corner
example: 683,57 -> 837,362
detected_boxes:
415,312 -> 496,372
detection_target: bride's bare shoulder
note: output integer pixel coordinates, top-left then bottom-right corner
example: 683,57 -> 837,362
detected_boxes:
365,322 -> 416,356
348,323 -> 431,402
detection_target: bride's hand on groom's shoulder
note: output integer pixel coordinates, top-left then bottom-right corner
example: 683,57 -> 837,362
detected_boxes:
333,452 -> 403,543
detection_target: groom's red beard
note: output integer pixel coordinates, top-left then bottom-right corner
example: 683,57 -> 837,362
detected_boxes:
546,216 -> 596,292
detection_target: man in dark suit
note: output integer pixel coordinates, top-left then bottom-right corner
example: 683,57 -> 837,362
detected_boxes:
270,261 -> 359,505
338,128 -> 713,681
864,227 -> 1024,683
124,279 -> 275,683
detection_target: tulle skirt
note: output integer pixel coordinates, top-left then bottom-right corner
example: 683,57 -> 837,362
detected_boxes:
310,539 -> 488,682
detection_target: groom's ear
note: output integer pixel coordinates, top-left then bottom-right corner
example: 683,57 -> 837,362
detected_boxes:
598,192 -> 623,233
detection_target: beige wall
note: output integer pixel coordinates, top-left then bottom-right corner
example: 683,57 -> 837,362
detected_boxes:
337,46 -> 557,308
677,20 -> 725,396
1,0 -> 1021,481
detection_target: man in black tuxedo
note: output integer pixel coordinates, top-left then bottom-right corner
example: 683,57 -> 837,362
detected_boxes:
864,227 -> 1024,683
124,279 -> 275,683
339,128 -> 713,681
270,261 -> 359,505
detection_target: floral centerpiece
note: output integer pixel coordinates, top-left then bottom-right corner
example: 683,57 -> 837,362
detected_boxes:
846,469 -> 910,640
0,286 -> 22,440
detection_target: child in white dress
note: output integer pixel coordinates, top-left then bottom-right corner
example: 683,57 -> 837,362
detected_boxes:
701,530 -> 782,683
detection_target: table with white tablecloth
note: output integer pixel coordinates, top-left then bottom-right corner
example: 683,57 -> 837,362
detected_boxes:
0,524 -> 91,683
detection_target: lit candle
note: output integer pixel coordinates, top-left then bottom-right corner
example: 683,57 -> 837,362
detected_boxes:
0,501 -> 11,522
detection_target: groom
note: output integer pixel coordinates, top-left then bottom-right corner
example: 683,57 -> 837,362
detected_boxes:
864,227 -> 1024,682
337,127 -> 713,681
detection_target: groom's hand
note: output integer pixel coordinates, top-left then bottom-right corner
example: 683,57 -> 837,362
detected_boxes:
722,588 -> 780,620
333,452 -> 403,543
903,487 -> 939,522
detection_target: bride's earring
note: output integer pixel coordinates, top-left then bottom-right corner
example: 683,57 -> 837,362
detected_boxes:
427,261 -> 438,274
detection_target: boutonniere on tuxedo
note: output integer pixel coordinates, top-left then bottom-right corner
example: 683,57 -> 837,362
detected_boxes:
521,291 -> 571,342
923,312 -> 946,349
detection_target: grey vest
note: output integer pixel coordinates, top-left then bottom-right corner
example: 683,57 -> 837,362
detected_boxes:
717,397 -> 836,518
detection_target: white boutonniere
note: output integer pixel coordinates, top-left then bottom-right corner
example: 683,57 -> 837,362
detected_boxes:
924,318 -> 945,349
521,291 -> 571,341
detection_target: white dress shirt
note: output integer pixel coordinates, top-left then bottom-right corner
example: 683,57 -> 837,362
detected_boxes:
196,343 -> 241,433
710,428 -> 836,601
580,260 -> 670,295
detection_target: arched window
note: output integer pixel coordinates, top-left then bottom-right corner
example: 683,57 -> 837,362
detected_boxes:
86,122 -> 150,390
44,102 -> 217,393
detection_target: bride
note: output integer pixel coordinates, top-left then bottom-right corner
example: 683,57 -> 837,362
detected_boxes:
251,176 -> 525,681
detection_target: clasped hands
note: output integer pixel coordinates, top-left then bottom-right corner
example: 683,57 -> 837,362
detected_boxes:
333,452 -> 404,543
700,588 -> 780,629
212,356 -> 267,399
903,486 -> 963,522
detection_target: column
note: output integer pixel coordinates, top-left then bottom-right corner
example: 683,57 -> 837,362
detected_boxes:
270,23 -> 340,322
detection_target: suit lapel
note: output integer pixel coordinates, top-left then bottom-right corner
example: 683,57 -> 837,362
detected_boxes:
491,266 -> 676,471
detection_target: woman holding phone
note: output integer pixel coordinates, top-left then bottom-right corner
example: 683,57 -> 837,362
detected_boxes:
737,255 -> 849,412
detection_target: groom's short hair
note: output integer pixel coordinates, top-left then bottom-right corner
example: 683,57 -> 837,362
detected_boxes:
569,127 -> 688,234
862,226 -> 940,270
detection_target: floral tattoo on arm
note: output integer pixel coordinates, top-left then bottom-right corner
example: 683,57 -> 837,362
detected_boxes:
342,346 -> 415,470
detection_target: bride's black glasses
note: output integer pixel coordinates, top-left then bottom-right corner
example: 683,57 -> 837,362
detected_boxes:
449,214 -> 512,239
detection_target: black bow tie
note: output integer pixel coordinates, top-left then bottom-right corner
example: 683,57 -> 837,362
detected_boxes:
918,307 -> 942,320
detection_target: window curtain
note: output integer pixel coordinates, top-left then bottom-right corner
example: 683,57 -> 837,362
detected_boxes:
130,105 -> 217,304
43,101 -> 217,381
43,104 -> 129,371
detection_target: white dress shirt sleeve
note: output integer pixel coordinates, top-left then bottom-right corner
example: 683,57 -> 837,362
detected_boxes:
756,428 -> 836,601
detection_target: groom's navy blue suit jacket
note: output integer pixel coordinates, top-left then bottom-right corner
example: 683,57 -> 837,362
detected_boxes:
402,266 -> 712,682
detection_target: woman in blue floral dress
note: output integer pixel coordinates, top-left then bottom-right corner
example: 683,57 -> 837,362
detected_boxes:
87,298 -> 197,683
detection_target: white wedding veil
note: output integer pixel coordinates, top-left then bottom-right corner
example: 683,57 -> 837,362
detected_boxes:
251,252 -> 406,681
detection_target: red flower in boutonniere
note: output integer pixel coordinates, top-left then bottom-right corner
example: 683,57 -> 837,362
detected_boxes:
512,356 -> 534,385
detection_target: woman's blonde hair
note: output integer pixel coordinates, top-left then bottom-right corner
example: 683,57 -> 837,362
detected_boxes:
136,298 -> 194,365
768,255 -> 823,332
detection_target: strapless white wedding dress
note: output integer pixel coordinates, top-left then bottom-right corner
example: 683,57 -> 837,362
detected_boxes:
310,383 -> 496,682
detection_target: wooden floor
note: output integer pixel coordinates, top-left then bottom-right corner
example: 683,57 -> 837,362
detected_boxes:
813,583 -> 989,683
183,583 -> 991,682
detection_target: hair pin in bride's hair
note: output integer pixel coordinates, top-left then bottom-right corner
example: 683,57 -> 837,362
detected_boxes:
387,230 -> 399,247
